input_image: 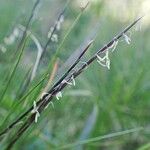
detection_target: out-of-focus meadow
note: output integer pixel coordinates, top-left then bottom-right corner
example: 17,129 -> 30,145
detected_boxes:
0,0 -> 150,149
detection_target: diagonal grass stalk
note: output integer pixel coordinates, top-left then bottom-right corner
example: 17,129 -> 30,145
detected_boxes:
40,0 -> 71,60
46,4 -> 89,74
15,66 -> 32,100
138,143 -> 150,150
0,39 -> 92,137
0,73 -> 49,134
57,127 -> 144,149
0,36 -> 29,103
1,15 -> 143,149
14,0 -> 41,55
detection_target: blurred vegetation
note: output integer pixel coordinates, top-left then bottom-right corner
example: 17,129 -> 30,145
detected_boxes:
0,0 -> 150,150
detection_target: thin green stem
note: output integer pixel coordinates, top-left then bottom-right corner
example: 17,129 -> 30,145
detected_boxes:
0,73 -> 48,134
0,37 -> 28,103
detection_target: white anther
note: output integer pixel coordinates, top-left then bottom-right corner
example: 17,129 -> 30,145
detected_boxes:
71,75 -> 76,86
96,50 -> 111,70
62,80 -> 73,85
56,91 -> 62,100
47,27 -> 54,38
96,54 -> 106,62
45,101 -> 54,110
56,22 -> 61,30
135,23 -> 142,31
105,50 -> 110,70
59,15 -> 64,23
80,61 -> 88,66
123,33 -> 131,45
50,101 -> 54,108
13,28 -> 20,37
51,34 -> 58,42
31,101 -> 40,123
97,60 -> 107,67
109,40 -> 118,52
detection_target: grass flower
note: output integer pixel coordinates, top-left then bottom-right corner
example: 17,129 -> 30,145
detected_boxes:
62,79 -> 73,85
51,34 -> 58,42
56,91 -> 62,100
4,27 -> 20,45
96,50 -> 110,70
50,102 -> 54,108
31,101 -> 40,123
45,101 -> 54,109
109,40 -> 118,52
13,27 -> 20,37
56,15 -> 64,30
71,75 -> 76,86
47,27 -> 54,38
80,61 -> 88,69
123,33 -> 131,44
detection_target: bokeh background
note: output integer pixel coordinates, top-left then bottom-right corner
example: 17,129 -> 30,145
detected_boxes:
0,0 -> 150,149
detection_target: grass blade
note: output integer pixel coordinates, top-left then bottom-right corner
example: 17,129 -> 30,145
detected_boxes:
46,3 -> 89,74
0,73 -> 48,136
57,127 -> 144,149
138,143 -> 150,150
0,36 -> 28,103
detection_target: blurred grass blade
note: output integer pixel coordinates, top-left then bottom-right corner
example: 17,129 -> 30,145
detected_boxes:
14,0 -> 41,55
40,0 -> 71,60
0,73 -> 48,134
124,69 -> 145,102
0,36 -> 28,103
17,24 -> 43,82
42,59 -> 59,93
57,127 -> 143,149
138,143 -> 150,150
47,3 -> 89,72
15,66 -> 32,100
